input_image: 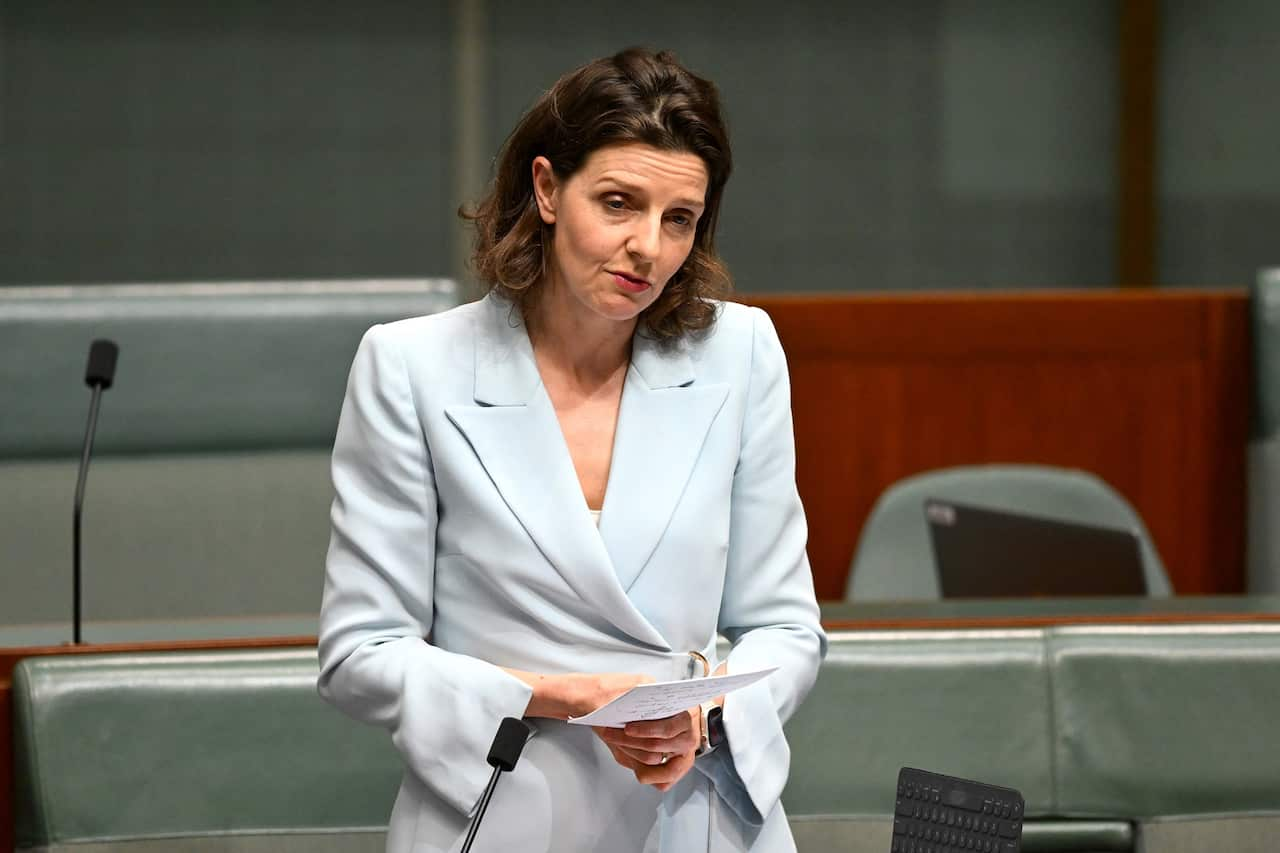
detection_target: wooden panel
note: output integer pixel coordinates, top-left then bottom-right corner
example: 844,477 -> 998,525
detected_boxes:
751,290 -> 1251,599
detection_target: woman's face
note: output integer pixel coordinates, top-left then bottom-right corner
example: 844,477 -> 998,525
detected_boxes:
531,142 -> 708,328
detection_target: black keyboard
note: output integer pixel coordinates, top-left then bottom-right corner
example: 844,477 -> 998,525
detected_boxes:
891,767 -> 1024,853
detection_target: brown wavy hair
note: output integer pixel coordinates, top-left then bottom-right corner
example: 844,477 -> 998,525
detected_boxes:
462,48 -> 733,342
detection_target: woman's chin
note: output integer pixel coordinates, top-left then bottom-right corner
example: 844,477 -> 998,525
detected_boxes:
592,293 -> 651,323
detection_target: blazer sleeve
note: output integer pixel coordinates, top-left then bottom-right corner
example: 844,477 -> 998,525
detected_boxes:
316,324 -> 534,816
696,307 -> 829,826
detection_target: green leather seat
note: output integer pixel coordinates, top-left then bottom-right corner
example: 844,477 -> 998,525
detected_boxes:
783,629 -> 1055,816
15,626 -> 1280,852
1249,268 -> 1280,594
845,464 -> 1173,601
783,628 -> 1133,853
1049,624 -> 1280,853
1050,624 -> 1280,816
0,280 -> 458,638
12,649 -> 402,852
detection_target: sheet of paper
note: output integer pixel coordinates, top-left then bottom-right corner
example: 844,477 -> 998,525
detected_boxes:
567,667 -> 777,728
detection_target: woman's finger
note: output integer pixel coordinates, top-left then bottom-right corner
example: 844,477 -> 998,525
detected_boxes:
616,744 -> 668,766
631,750 -> 694,787
596,731 -> 667,769
601,728 -> 698,756
594,723 -> 699,790
623,712 -> 692,740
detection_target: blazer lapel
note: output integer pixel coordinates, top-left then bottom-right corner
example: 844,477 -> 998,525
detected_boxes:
599,332 -> 730,592
445,295 -> 670,650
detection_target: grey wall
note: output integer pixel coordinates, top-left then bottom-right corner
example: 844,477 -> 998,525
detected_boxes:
484,0 -> 1119,293
1,1 -> 454,284
2,1 -> 1275,291
1159,0 -> 1280,286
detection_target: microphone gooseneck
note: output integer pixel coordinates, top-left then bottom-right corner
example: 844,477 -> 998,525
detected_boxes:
73,339 -> 119,645
461,717 -> 533,853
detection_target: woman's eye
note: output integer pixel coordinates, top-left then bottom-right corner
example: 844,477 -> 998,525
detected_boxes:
603,196 -> 627,211
668,213 -> 693,229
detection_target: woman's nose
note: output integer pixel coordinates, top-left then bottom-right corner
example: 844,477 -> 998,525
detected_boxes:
625,215 -> 663,261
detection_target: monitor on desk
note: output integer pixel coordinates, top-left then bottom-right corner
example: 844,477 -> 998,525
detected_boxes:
925,499 -> 1148,598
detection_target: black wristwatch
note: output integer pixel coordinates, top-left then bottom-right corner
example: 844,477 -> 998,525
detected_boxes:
697,701 -> 727,755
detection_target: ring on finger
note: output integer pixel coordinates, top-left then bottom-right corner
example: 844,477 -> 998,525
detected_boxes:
659,752 -> 670,765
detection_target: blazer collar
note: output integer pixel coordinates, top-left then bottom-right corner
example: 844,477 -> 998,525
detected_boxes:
473,294 -> 542,406
449,293 -> 724,650
472,292 -> 695,406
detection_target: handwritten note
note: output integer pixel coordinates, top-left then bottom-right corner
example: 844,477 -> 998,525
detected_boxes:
567,667 -> 777,728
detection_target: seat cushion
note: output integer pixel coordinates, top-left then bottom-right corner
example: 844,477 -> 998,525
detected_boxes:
789,816 -> 1133,853
17,830 -> 386,853
1136,813 -> 1280,853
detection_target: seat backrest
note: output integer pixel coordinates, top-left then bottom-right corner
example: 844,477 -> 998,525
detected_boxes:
11,649 -> 402,851
1253,268 -> 1280,447
783,628 -> 1056,817
0,279 -> 457,457
1249,268 -> 1280,594
845,464 -> 1172,600
1049,623 -> 1280,818
782,624 -> 1280,853
0,280 -> 459,635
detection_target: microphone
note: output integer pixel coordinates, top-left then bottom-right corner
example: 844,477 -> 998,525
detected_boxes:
461,717 -> 533,853
73,339 -> 119,644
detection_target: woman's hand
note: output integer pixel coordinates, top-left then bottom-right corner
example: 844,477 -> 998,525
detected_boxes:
502,668 -> 654,721
594,707 -> 703,792
502,668 -> 710,790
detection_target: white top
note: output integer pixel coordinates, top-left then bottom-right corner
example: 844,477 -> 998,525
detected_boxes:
588,509 -> 602,527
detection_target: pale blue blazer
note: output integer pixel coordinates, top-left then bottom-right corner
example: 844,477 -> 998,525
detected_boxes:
318,292 -> 827,852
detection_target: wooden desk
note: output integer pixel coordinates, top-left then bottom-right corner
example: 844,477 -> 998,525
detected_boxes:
820,595 -> 1280,630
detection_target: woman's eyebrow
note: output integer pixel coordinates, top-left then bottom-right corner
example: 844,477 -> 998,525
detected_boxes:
595,176 -> 705,211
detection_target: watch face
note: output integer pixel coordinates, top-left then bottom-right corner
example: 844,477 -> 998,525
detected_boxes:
707,706 -> 726,747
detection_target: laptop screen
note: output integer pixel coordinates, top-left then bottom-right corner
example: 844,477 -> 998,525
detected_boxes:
925,499 -> 1148,598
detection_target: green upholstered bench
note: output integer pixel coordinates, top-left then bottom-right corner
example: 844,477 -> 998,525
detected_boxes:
1050,624 -> 1280,851
0,280 -> 457,642
782,624 -> 1280,853
12,626 -> 1280,851
783,628 -> 1130,853
12,649 -> 401,852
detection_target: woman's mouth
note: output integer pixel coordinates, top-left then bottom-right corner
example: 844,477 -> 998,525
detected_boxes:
611,271 -> 651,293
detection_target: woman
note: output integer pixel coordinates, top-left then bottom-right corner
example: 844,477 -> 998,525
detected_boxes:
318,48 -> 826,852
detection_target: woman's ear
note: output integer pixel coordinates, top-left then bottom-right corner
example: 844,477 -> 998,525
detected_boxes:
531,156 -> 558,225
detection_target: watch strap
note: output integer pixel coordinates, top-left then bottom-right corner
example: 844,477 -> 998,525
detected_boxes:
697,700 -> 725,755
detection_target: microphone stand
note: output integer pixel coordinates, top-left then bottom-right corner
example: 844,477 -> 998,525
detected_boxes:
72,384 -> 106,645
74,338 -> 118,645
461,717 -> 533,853
460,763 -> 507,853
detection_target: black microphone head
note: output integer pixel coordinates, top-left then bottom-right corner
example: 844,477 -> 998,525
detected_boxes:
487,717 -> 532,772
84,339 -> 119,389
